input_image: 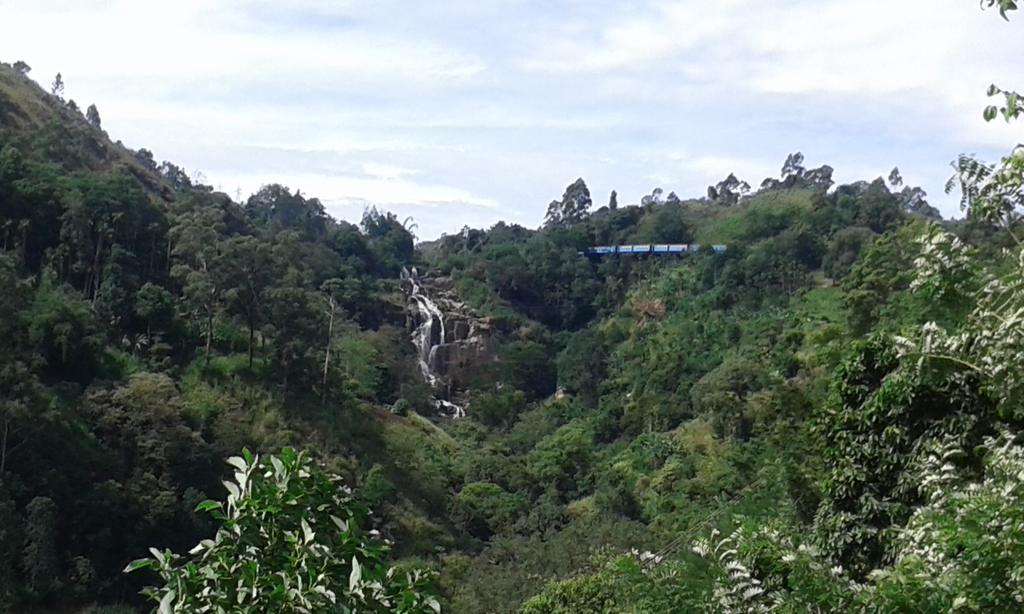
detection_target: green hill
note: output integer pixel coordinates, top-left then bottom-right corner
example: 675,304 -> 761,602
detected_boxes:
2,28 -> 1024,612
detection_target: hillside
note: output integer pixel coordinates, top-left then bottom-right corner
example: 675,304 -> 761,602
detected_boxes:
0,61 -> 464,611
3,22 -> 1024,612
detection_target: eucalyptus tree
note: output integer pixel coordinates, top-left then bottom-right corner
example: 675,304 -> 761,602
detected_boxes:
220,235 -> 275,368
169,208 -> 227,365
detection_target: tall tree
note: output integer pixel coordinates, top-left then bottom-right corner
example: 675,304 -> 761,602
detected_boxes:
545,178 -> 592,227
170,209 -> 226,365
50,73 -> 64,99
85,104 -> 101,129
319,278 -> 345,404
220,236 -> 274,368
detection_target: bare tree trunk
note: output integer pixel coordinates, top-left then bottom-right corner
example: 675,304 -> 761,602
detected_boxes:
91,232 -> 104,305
205,311 -> 213,367
321,296 -> 336,405
21,221 -> 29,263
1,419 -> 8,477
149,233 -> 157,276
248,322 -> 255,370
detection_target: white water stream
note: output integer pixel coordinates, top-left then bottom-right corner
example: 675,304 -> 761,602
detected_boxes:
402,267 -> 466,418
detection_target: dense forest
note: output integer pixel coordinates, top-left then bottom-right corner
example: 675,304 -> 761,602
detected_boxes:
2,2 -> 1023,612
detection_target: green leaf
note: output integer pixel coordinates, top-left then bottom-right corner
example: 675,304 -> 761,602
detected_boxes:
224,480 -> 241,501
123,558 -> 154,573
226,456 -> 248,472
1006,92 -> 1019,120
349,556 -> 362,591
271,455 -> 285,477
194,499 -> 222,513
159,589 -> 176,614
301,518 -> 315,543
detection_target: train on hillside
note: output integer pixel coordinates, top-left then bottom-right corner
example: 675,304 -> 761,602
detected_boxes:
579,244 -> 727,256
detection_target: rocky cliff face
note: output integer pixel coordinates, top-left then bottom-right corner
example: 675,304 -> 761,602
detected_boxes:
401,267 -> 496,417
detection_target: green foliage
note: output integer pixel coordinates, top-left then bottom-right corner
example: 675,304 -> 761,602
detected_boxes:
691,355 -> 771,439
6,23 -> 1024,611
556,327 -> 607,403
982,0 -> 1018,19
28,277 -> 103,380
842,222 -> 924,334
452,482 -> 527,538
23,496 -> 61,598
527,421 -> 595,499
544,178 -> 592,228
497,340 -> 556,401
469,388 -> 527,430
128,448 -> 439,612
823,226 -> 875,280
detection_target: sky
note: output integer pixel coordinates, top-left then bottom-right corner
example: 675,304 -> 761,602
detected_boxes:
2,0 -> 1023,239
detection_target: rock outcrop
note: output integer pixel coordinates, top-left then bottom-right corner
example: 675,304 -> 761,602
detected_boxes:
401,267 -> 496,417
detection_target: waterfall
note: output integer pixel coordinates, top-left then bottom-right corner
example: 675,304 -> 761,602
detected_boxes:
402,267 -> 466,419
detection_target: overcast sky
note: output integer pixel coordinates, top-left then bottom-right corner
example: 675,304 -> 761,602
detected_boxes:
2,0 -> 1023,238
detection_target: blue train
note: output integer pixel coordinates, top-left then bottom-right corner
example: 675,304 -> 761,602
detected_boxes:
579,244 -> 726,257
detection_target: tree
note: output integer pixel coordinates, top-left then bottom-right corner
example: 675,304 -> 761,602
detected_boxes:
557,328 -> 607,403
528,421 -> 595,499
265,270 -> 320,394
127,448 -> 439,612
761,153 -> 833,192
690,355 -> 770,439
170,209 -> 226,365
246,184 -> 329,240
134,148 -> 157,171
781,151 -> 805,179
134,282 -> 175,343
498,340 -> 557,401
0,493 -> 19,609
608,190 -> 618,210
452,482 -> 527,539
50,73 -> 64,99
27,278 -> 102,380
320,277 -> 345,403
85,104 -> 101,129
13,61 -> 30,75
23,496 -> 61,597
709,173 -> 750,205
888,167 -> 903,189
220,236 -> 275,369
469,388 -> 527,430
361,207 -> 414,275
823,226 -> 876,280
545,178 -> 592,227
897,184 -> 940,218
640,187 -> 664,207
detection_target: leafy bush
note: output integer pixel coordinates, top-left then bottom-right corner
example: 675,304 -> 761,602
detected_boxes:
127,448 -> 439,612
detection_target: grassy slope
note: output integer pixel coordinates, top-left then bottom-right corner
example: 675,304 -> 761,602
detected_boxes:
0,63 -> 173,202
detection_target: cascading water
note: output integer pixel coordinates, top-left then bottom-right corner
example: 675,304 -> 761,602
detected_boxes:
402,267 -> 466,418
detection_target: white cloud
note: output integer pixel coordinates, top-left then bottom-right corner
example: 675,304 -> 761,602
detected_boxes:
201,159 -> 508,238
2,0 -> 1022,234
361,163 -> 419,181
